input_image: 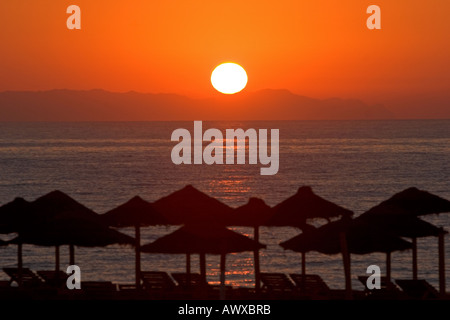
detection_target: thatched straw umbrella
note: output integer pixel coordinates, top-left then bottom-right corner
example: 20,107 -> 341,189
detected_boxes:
153,185 -> 234,284
362,187 -> 450,294
359,213 -> 445,278
27,190 -> 108,269
102,196 -> 167,288
10,219 -> 134,248
364,187 -> 450,217
229,198 -> 272,291
0,190 -> 123,285
0,197 -> 37,285
0,197 -> 35,234
141,224 -> 266,300
270,186 -> 353,279
270,186 -> 354,227
9,219 -> 133,285
280,218 -> 412,299
153,185 -> 233,225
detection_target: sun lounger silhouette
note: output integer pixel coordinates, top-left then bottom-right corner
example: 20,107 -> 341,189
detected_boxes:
260,273 -> 296,293
290,274 -> 331,295
3,268 -> 43,287
395,279 -> 440,300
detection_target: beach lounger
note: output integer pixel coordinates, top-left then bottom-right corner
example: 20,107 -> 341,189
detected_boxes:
37,270 -> 68,287
3,268 -> 43,287
357,275 -> 404,299
171,272 -> 209,288
358,275 -> 400,291
289,274 -> 330,295
140,271 -> 177,291
79,281 -> 117,299
260,273 -> 295,293
395,279 -> 440,300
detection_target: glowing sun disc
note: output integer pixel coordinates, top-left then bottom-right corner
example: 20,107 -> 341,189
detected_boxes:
211,63 -> 248,94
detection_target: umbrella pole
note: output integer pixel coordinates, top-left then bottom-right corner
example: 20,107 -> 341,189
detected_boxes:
220,252 -> 226,300
200,252 -> 206,283
253,226 -> 261,292
69,244 -> 75,265
339,232 -> 352,300
18,243 -> 23,287
135,224 -> 141,289
439,231 -> 446,297
55,246 -> 60,273
412,237 -> 418,280
186,253 -> 191,287
386,252 -> 391,284
301,252 -> 306,290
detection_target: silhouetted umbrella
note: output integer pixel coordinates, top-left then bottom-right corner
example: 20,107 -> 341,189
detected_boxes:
270,186 -> 353,279
103,196 -> 167,288
10,222 -> 134,254
230,198 -> 273,227
360,188 -> 450,294
28,190 -> 108,268
281,218 -> 412,254
10,220 -> 134,247
270,186 -> 354,227
102,196 -> 167,227
1,190 -> 114,283
0,197 -> 35,234
153,185 -> 234,225
230,198 -> 273,291
141,224 -> 266,299
363,187 -> 450,217
31,190 -> 103,224
280,218 -> 412,298
9,220 -> 133,284
0,197 -> 34,283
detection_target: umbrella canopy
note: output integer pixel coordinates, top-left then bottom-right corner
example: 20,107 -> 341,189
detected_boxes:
280,218 -> 412,255
141,224 -> 266,299
358,213 -> 444,238
0,190 -> 107,232
11,190 -> 135,246
280,217 -> 412,298
102,195 -> 168,289
228,197 -> 273,291
153,185 -> 233,225
102,196 -> 167,227
360,200 -> 448,286
229,198 -> 273,227
363,187 -> 450,218
269,186 -> 353,228
9,220 -> 134,247
141,224 -> 266,254
30,190 -> 103,225
2,191 -> 133,275
0,197 -> 35,234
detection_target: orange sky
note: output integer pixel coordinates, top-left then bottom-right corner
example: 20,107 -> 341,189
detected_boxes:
0,1 -> 449,105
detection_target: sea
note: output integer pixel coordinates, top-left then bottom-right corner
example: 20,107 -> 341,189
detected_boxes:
0,120 -> 449,290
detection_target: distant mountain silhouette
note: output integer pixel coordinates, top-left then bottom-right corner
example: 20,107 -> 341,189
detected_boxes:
0,89 -> 395,121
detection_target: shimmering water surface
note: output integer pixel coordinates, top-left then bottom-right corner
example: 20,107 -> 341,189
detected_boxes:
0,120 -> 449,290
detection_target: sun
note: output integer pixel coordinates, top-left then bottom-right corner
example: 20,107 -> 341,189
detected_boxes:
211,62 -> 248,94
